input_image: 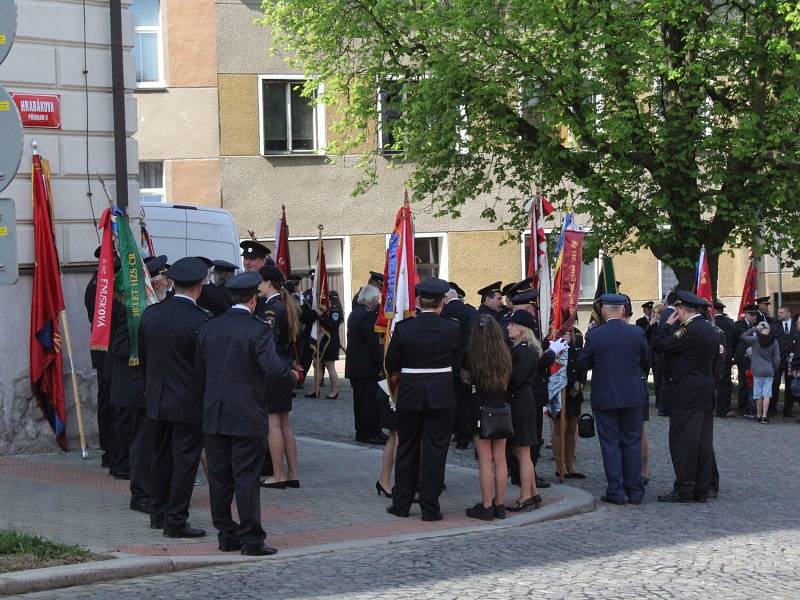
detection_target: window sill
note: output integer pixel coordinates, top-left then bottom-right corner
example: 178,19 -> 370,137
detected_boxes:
261,152 -> 328,158
135,85 -> 169,92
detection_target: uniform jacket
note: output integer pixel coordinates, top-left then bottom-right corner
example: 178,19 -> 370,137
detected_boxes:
261,294 -> 290,360
714,313 -> 736,360
385,312 -> 460,411
139,296 -> 209,423
441,299 -> 478,370
198,282 -> 231,317
732,317 -> 758,363
577,319 -> 649,411
653,315 -> 720,410
195,307 -> 293,437
84,272 -> 105,370
344,303 -> 382,379
509,341 -> 539,410
477,303 -> 501,322
108,298 -> 145,408
770,319 -> 797,362
635,316 -> 650,332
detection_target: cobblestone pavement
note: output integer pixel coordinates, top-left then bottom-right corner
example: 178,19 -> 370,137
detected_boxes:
17,379 -> 800,599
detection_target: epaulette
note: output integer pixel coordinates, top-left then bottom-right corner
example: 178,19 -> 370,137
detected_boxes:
194,304 -> 212,317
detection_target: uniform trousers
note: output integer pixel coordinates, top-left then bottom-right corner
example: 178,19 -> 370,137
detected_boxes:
95,364 -> 115,461
128,407 -> 155,505
452,379 -> 472,445
392,407 -> 454,516
350,377 -> 380,439
735,360 -> 750,414
772,365 -> 796,416
715,362 -> 733,416
204,433 -> 267,548
110,406 -> 132,476
594,407 -> 644,502
668,408 -> 714,498
149,420 -> 203,530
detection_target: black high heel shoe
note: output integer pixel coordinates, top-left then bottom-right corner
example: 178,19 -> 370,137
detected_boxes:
376,481 -> 393,498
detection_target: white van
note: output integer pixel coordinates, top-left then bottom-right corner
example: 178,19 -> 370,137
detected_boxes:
140,202 -> 241,266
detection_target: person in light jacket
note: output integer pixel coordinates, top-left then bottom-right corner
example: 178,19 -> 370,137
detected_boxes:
741,322 -> 781,424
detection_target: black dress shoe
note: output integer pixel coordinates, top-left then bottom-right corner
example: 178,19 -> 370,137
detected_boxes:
465,503 -> 494,521
708,488 -> 718,499
129,500 -> 150,514
657,491 -> 692,503
285,480 -> 300,488
150,518 -> 164,530
366,436 -> 387,445
421,511 -> 444,522
241,545 -> 278,556
535,477 -> 551,489
218,540 -> 241,552
386,505 -> 409,518
628,498 -> 643,505
376,432 -> 389,442
692,494 -> 708,503
600,495 -> 627,505
111,471 -> 130,480
163,525 -> 206,538
260,480 -> 287,489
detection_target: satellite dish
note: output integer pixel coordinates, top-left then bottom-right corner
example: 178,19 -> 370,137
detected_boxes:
0,0 -> 17,66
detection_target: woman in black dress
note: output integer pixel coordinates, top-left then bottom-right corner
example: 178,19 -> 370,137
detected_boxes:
551,326 -> 587,479
505,311 -> 543,512
464,315 -> 513,520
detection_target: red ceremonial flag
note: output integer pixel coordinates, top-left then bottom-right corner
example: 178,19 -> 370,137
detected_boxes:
310,233 -> 330,343
548,220 -> 584,340
737,253 -> 758,320
90,208 -> 115,351
275,205 -> 291,277
30,154 -> 68,451
375,192 -> 417,335
695,246 -> 715,316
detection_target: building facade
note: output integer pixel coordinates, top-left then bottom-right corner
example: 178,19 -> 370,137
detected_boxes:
144,0 -> 799,321
0,0 -> 139,454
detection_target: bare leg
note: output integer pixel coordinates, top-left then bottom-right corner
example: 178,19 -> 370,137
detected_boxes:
325,362 -> 339,397
492,438 -> 507,506
265,413 -> 285,483
379,430 -> 398,491
513,446 -> 538,501
474,437 -> 493,507
756,397 -> 764,419
281,412 -> 299,480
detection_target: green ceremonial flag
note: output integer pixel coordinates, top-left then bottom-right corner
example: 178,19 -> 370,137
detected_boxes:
115,215 -> 149,366
589,255 -> 617,327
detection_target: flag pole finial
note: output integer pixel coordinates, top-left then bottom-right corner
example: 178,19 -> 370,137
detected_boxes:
32,140 -> 39,155
403,189 -> 410,208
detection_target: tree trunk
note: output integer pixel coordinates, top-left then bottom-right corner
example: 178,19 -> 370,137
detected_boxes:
706,251 -> 720,300
672,263 -> 696,293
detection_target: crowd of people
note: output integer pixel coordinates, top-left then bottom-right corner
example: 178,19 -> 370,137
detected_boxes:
84,239 -> 800,554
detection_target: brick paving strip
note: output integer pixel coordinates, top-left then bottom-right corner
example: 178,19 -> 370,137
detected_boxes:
0,436 -> 593,595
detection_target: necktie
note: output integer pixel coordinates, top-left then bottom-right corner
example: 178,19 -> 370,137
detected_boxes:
785,322 -> 789,334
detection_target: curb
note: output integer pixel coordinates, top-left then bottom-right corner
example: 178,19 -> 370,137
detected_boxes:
0,438 -> 595,595
0,555 -> 260,597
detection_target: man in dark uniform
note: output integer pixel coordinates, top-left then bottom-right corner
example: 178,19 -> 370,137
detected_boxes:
198,259 -> 237,316
139,257 -> 210,538
196,271 -> 296,556
577,294 -> 649,504
353,271 -> 384,304
345,284 -> 385,444
85,246 -> 117,468
770,306 -> 797,417
654,291 -> 721,503
635,302 -> 654,332
299,289 -> 317,380
756,296 -> 773,324
442,282 -> 478,449
108,255 -> 167,512
240,240 -> 272,272
386,278 -> 460,521
476,282 -> 503,322
713,301 -> 736,417
732,304 -> 760,415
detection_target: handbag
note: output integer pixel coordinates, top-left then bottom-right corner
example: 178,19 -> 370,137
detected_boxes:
479,403 -> 514,440
791,377 -> 800,398
578,413 -> 595,438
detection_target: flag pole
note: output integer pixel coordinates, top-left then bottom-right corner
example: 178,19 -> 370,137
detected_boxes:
313,224 -> 324,396
33,140 -> 90,459
559,388 -> 567,483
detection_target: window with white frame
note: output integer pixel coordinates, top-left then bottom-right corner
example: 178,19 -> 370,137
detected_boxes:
385,233 -> 448,281
139,162 -> 164,202
259,77 -> 325,155
658,261 -> 679,300
378,82 -> 404,154
259,237 -> 345,297
132,0 -> 164,86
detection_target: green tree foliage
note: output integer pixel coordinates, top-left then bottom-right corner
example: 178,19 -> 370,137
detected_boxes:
261,0 -> 800,291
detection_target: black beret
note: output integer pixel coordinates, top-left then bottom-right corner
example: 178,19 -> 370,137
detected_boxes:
509,310 -> 537,330
369,271 -> 385,285
448,281 -> 466,298
166,257 -> 208,285
511,290 -> 536,306
259,265 -> 286,283
641,301 -> 654,309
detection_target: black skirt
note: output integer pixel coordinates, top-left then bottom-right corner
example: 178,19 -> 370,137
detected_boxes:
267,378 -> 293,414
378,389 -> 396,431
509,394 -> 538,447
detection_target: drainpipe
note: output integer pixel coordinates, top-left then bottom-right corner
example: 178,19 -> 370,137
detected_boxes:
109,0 -> 128,211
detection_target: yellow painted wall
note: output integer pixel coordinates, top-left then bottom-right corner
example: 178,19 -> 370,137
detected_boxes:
448,231 -> 520,302
613,250 -> 659,303
349,234 -> 387,301
218,74 -> 259,156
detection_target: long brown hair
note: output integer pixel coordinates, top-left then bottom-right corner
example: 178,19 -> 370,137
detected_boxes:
281,287 -> 301,343
468,315 -> 512,393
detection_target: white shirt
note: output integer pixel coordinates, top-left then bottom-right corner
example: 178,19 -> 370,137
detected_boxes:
783,320 -> 791,334
265,293 -> 281,304
232,303 -> 252,313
